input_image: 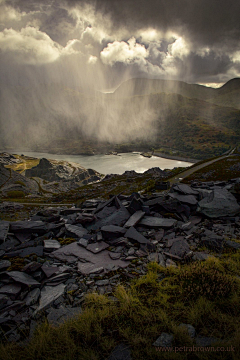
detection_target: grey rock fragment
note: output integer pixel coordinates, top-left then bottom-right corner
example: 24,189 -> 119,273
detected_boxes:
35,284 -> 66,314
169,193 -> 198,206
166,259 -> 177,267
43,240 -> 61,252
148,253 -> 159,262
178,323 -> 196,338
41,263 -> 58,278
109,252 -> 121,260
6,246 -> 44,258
158,253 -> 166,267
101,225 -> 127,239
195,336 -> 219,347
77,238 -> 88,247
0,260 -> 11,271
10,220 -> 63,234
139,217 -> 177,228
0,250 -> 5,258
24,288 -> 40,306
107,343 -> 132,360
90,205 -> 130,230
192,252 -> 213,261
46,273 -> 70,284
0,283 -> 22,296
172,184 -> 199,195
197,189 -> 240,218
86,241 -> 109,253
169,239 -> 190,258
124,210 -> 145,229
21,261 -> 42,274
0,221 -> 9,242
125,226 -> 150,245
8,271 -> 40,286
153,332 -> 174,347
225,240 -> 240,250
65,224 -> 88,238
47,305 -> 82,326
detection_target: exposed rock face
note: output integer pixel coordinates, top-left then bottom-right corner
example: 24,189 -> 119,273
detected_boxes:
0,163 -> 39,196
0,153 -> 21,166
0,154 -> 103,198
25,158 -> 100,183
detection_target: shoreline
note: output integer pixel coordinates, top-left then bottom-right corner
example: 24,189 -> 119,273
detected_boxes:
1,148 -> 200,163
153,151 -> 200,163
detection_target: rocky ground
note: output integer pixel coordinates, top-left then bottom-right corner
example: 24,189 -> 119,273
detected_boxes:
0,153 -> 103,198
0,178 -> 240,354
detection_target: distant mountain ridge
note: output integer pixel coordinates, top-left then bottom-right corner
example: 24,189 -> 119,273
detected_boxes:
1,77 -> 240,159
112,77 -> 240,107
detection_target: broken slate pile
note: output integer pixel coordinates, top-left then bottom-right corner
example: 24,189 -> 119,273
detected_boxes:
0,179 -> 240,343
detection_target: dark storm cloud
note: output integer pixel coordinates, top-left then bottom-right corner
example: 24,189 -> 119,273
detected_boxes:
2,0 -> 240,85
66,0 -> 240,47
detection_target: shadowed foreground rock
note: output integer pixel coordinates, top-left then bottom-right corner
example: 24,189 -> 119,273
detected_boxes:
0,178 -> 239,343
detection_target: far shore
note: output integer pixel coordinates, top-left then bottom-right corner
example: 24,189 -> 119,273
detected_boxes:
153,151 -> 200,163
1,148 -> 199,164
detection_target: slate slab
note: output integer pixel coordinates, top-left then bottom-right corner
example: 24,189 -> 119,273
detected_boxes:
44,240 -> 61,252
0,221 -> 9,242
139,217 -> 177,228
0,260 -> 11,271
47,305 -> 82,326
86,241 -> 109,253
178,323 -> 196,338
153,332 -> 174,347
197,188 -> 240,218
46,273 -> 70,285
10,221 -> 63,234
109,252 -> 121,260
77,238 -> 88,248
24,288 -> 41,306
65,224 -> 88,238
101,225 -> 127,239
169,193 -> 198,206
41,264 -> 59,278
14,232 -> 32,243
169,239 -> 190,258
7,271 -> 40,286
21,261 -> 42,274
192,252 -> 213,261
107,343 -> 132,360
225,240 -> 240,250
172,184 -> 199,195
124,210 -> 145,228
50,242 -> 129,274
89,206 -> 130,230
127,196 -> 142,215
35,284 -> 66,313
125,226 -> 150,245
5,246 -> 44,258
0,283 -> 22,296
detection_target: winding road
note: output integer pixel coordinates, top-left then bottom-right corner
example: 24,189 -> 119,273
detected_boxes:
168,148 -> 236,184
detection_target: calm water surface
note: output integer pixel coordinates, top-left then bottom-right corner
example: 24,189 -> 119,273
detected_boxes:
3,151 -> 192,175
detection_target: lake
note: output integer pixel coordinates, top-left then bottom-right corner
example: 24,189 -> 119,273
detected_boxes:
3,150 -> 192,175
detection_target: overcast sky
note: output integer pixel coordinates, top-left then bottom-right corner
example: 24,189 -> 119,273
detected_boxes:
1,0 -> 240,90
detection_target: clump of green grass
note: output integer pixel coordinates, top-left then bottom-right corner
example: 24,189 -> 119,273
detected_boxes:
1,256 -> 240,360
177,260 -> 237,301
59,237 -> 76,245
6,257 -> 25,271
